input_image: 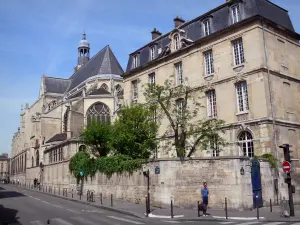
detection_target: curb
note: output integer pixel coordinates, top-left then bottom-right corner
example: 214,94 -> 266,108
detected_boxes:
13,185 -> 145,219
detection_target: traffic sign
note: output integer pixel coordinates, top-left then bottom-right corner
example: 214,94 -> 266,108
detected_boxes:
282,161 -> 291,173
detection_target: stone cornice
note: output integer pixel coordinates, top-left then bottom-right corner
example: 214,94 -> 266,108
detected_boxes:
11,148 -> 29,160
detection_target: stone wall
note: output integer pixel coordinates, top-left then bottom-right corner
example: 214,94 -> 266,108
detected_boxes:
41,157 -> 275,210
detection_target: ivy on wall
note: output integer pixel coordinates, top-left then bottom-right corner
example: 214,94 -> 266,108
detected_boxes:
254,153 -> 277,168
69,152 -> 146,179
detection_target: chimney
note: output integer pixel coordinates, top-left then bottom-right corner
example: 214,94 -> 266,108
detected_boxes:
151,28 -> 162,40
174,16 -> 185,28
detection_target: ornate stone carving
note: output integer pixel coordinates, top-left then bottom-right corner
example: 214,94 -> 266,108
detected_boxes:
204,82 -> 215,92
234,72 -> 247,84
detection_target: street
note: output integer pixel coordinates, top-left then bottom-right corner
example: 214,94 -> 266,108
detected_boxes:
0,184 -> 299,225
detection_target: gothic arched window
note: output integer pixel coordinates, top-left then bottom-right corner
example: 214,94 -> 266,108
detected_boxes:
100,83 -> 109,91
238,131 -> 254,157
35,150 -> 39,167
86,102 -> 110,125
115,84 -> 123,98
79,145 -> 87,152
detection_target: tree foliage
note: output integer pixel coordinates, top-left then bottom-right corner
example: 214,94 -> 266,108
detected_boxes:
80,121 -> 112,157
144,77 -> 227,157
111,104 -> 158,159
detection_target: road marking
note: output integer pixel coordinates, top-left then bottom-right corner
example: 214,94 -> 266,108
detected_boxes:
164,221 -> 181,223
264,223 -> 286,225
30,221 -> 44,225
51,218 -> 74,225
67,209 -> 81,214
107,216 -> 144,224
220,222 -> 235,224
71,216 -> 96,224
235,222 -> 260,225
51,204 -> 62,208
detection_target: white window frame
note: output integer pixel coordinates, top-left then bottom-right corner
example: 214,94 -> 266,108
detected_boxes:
203,19 -> 210,36
148,72 -> 156,85
206,90 -> 217,118
204,50 -> 214,75
150,46 -> 155,60
236,81 -> 249,113
232,38 -> 245,66
131,80 -> 138,100
132,54 -> 139,68
238,131 -> 254,157
175,62 -> 183,85
231,5 -> 240,24
174,34 -> 180,50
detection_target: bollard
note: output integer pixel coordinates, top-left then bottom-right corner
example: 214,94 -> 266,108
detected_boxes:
145,195 -> 149,217
111,194 -> 113,207
256,196 -> 259,220
87,191 -> 90,202
100,193 -> 103,205
197,201 -> 200,217
270,199 -> 272,212
54,188 -> 55,195
171,198 -> 174,219
66,189 -> 68,197
91,192 -> 94,202
72,189 -> 73,198
80,191 -> 82,200
59,188 -> 60,196
225,197 -> 228,220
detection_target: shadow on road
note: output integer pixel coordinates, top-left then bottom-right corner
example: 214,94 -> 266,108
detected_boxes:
0,191 -> 26,199
0,205 -> 21,225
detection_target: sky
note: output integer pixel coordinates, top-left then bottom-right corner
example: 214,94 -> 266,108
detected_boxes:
0,0 -> 299,155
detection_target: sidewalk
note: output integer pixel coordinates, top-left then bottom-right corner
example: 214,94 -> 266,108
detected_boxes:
14,184 -> 300,222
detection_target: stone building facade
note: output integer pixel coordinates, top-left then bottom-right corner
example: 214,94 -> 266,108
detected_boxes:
10,33 -> 124,186
123,0 -> 300,203
0,153 -> 9,180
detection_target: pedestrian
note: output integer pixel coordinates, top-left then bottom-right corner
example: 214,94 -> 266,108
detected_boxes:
201,182 -> 209,216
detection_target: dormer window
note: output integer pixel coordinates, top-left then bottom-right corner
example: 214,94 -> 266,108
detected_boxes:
231,5 -> 240,24
174,34 -> 181,50
203,19 -> 210,36
150,46 -> 156,60
132,54 -> 139,68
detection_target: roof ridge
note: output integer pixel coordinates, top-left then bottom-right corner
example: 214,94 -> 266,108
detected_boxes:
45,76 -> 70,80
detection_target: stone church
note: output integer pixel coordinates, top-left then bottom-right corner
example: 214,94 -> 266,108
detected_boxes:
10,32 -> 124,186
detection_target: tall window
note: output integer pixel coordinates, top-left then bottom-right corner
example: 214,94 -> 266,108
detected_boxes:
49,151 -> 52,164
174,34 -> 180,50
35,150 -> 39,167
175,62 -> 183,85
86,102 -> 111,125
232,38 -> 245,65
63,108 -> 69,133
204,50 -> 214,75
150,46 -> 155,60
148,73 -> 156,85
131,80 -> 138,100
54,149 -> 57,162
236,81 -> 249,113
231,5 -> 240,24
207,90 -> 217,118
32,157 -> 34,167
58,148 -> 63,161
203,19 -> 210,36
210,135 -> 219,157
132,54 -> 139,68
238,131 -> 254,157
115,84 -> 123,98
176,99 -> 184,120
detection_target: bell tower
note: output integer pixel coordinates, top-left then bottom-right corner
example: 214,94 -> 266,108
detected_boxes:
75,31 -> 90,72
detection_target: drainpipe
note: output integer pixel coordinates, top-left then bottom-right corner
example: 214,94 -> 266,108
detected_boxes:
261,19 -> 279,172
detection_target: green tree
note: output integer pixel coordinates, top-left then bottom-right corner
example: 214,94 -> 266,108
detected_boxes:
80,120 -> 112,157
144,78 -> 227,157
111,104 -> 158,159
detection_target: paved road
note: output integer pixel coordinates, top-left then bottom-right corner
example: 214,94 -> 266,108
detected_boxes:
0,185 -> 299,225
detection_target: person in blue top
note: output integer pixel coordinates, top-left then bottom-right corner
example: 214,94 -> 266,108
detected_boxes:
201,182 -> 209,215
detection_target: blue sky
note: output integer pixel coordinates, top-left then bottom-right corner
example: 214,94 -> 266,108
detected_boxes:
0,0 -> 299,155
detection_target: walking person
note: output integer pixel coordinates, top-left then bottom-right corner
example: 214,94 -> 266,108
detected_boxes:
201,182 -> 209,216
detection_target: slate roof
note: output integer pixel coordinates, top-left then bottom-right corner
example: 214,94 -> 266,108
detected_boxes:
125,0 -> 296,73
88,88 -> 111,95
46,133 -> 67,143
68,45 -> 124,91
44,77 -> 71,94
0,155 -> 8,159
